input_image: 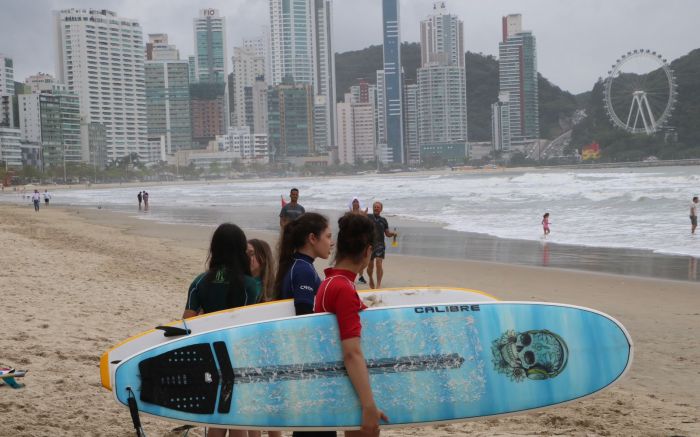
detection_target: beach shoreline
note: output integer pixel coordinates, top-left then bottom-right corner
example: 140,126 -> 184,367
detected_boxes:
1,203 -> 699,436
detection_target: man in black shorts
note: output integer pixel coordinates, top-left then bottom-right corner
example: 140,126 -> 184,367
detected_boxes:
279,188 -> 306,228
367,201 -> 397,289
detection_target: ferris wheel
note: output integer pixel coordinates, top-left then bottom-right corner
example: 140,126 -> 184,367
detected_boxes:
603,50 -> 677,135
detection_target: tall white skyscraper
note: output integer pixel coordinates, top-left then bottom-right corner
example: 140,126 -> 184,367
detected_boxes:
268,0 -> 336,154
417,1 -> 468,163
231,46 -> 265,129
194,9 -> 228,83
54,8 -> 148,162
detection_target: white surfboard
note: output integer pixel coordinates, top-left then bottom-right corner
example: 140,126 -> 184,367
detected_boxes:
100,287 -> 497,391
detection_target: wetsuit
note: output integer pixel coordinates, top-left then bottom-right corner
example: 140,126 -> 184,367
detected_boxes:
186,269 -> 260,314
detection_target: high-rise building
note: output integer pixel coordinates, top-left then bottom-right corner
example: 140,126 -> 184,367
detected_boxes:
269,0 -> 314,86
231,46 -> 265,129
81,117 -> 107,169
498,14 -> 539,145
193,9 -> 227,83
417,1 -> 468,164
145,58 -> 192,155
190,82 -> 227,148
25,73 -> 60,94
215,126 -> 269,163
146,34 -> 179,61
420,1 -> 464,68
312,0 -> 337,155
252,78 -> 268,135
54,9 -> 148,162
188,56 -> 197,84
382,0 -> 404,164
19,90 -> 81,166
0,54 -> 15,128
0,127 -> 22,168
403,83 -> 420,165
267,83 -> 314,160
269,0 -> 336,155
336,92 -> 376,165
491,92 -> 511,152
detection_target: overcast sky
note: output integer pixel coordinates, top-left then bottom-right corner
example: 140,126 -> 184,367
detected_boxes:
1,0 -> 698,94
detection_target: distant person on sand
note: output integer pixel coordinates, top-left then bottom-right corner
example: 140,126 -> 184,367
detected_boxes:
349,197 -> 369,284
184,223 -> 259,437
691,197 -> 698,234
31,190 -> 41,212
367,201 -> 397,289
143,191 -> 149,211
279,188 -> 305,228
314,212 -> 389,435
542,212 -> 551,237
43,189 -> 52,207
137,191 -> 142,210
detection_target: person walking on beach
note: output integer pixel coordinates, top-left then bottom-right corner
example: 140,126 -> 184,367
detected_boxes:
143,191 -> 149,211
275,212 -> 336,437
542,212 -> 551,237
43,189 -> 52,207
349,197 -> 369,284
137,191 -> 142,210
31,190 -> 41,212
314,212 -> 389,436
183,223 -> 259,437
691,197 -> 698,234
367,201 -> 397,290
279,188 -> 305,228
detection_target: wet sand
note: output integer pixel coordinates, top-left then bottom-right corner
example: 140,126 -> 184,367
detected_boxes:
0,204 -> 698,436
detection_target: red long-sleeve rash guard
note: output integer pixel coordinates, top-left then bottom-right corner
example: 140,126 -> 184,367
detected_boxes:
314,268 -> 368,340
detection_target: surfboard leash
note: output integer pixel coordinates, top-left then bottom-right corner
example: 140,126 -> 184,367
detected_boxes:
127,386 -> 147,437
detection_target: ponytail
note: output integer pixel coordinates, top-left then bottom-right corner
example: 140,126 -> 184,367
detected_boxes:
274,213 -> 329,294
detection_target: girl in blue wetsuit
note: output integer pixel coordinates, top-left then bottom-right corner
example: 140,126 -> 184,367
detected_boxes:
274,212 -> 336,437
275,213 -> 333,316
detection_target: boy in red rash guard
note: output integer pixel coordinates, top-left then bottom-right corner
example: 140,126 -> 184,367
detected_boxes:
314,213 -> 388,436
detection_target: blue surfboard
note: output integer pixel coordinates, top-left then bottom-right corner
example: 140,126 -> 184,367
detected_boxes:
112,302 -> 633,430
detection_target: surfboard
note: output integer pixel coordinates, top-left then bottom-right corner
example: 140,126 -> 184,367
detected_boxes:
111,301 -> 632,431
100,287 -> 497,391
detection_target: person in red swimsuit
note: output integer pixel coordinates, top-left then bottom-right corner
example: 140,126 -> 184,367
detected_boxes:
314,213 -> 389,436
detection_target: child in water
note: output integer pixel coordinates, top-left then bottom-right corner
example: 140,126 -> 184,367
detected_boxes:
542,212 -> 551,237
314,212 -> 388,435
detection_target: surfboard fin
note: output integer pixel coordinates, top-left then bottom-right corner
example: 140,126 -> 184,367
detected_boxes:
155,326 -> 191,337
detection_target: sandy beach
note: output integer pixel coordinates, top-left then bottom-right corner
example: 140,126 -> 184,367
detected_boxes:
1,203 -> 698,436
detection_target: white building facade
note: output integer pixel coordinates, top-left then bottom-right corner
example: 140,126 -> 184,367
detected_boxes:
416,1 -> 468,164
54,8 -> 148,162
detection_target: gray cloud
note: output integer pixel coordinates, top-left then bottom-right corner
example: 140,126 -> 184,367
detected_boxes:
2,0 -> 698,94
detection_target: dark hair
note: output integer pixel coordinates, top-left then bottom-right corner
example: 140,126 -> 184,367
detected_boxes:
543,212 -> 550,217
290,188 -> 299,194
205,223 -> 251,308
694,197 -> 698,201
248,238 -> 276,303
335,212 -> 375,264
274,213 -> 329,294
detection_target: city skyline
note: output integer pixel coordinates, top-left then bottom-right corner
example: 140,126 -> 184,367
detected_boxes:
1,0 -> 698,94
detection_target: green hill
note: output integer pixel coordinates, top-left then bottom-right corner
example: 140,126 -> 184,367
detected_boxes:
570,49 -> 700,160
335,43 -> 580,142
